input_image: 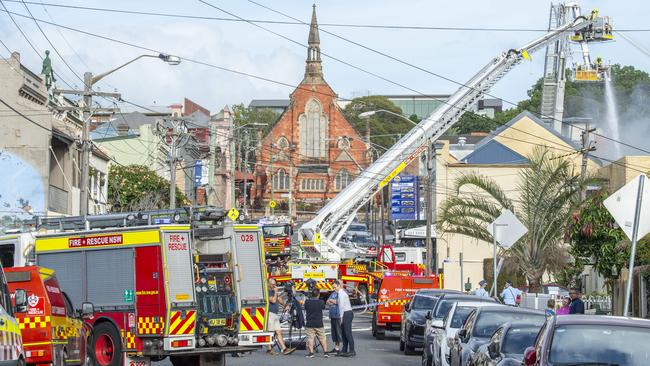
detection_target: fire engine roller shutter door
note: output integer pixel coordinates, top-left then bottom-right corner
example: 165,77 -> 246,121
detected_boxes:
86,248 -> 135,306
162,232 -> 194,304
234,229 -> 264,302
38,251 -> 83,309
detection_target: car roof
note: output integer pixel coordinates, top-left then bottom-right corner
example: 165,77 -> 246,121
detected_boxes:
455,301 -> 502,309
554,315 -> 650,328
474,305 -> 545,315
416,289 -> 462,295
438,293 -> 498,302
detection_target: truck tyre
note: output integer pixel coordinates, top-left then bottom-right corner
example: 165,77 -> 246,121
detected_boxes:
399,339 -> 405,351
93,323 -> 121,366
170,356 -> 199,366
170,354 -> 225,366
375,327 -> 385,340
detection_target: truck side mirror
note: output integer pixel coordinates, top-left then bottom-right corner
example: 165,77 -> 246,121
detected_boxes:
81,302 -> 94,318
14,289 -> 27,313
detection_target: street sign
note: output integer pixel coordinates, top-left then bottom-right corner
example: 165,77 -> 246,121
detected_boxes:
227,208 -> 239,222
269,200 -> 277,209
487,209 -> 528,249
390,175 -> 420,220
603,174 -> 650,242
194,160 -> 202,187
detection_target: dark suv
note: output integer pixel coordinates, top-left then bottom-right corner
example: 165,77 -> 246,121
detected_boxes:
400,289 -> 461,355
523,315 -> 650,365
449,306 -> 546,366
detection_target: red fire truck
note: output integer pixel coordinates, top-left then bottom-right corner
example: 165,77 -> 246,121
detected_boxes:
258,217 -> 292,258
29,216 -> 271,366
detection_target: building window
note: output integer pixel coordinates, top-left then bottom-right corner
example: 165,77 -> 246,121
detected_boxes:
300,178 -> 325,192
272,169 -> 290,191
299,99 -> 328,159
335,169 -> 352,191
277,136 -> 290,150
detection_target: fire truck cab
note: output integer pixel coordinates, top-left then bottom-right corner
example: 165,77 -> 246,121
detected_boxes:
371,275 -> 438,340
258,217 -> 292,257
6,266 -> 90,366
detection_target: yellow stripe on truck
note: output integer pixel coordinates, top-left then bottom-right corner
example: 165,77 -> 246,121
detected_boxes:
35,229 -> 160,252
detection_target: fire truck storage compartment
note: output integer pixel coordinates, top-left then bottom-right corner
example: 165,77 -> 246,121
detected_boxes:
234,229 -> 265,303
162,232 -> 194,305
38,248 -> 135,309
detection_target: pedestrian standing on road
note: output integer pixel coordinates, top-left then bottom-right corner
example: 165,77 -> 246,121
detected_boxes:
333,280 -> 355,357
473,280 -> 490,297
267,279 -> 295,355
500,280 -> 522,306
556,296 -> 571,315
304,289 -> 329,358
569,289 -> 585,314
326,289 -> 342,355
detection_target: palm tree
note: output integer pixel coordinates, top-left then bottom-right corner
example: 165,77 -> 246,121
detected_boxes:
437,148 -> 586,292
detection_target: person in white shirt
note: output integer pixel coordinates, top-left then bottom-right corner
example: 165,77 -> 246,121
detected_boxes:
332,280 -> 355,357
473,280 -> 490,297
500,280 -> 522,306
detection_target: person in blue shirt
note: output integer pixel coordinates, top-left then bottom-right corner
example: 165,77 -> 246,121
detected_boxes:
569,289 -> 585,314
473,280 -> 490,297
326,290 -> 342,354
545,299 -> 556,316
500,280 -> 522,306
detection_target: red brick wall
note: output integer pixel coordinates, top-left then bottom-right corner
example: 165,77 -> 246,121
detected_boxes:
256,81 -> 368,204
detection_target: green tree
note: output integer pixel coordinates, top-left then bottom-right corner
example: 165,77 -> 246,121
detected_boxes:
231,104 -> 280,136
108,164 -> 188,212
341,96 -> 414,150
455,112 -> 500,134
438,148 -> 586,292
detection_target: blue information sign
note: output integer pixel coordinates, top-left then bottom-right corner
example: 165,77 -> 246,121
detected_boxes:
390,175 -> 420,220
194,160 -> 202,187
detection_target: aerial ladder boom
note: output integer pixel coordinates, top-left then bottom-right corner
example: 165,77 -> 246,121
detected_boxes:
299,11 -> 612,261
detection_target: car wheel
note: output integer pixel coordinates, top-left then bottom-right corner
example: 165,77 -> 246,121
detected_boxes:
93,323 -> 121,366
400,339 -> 405,351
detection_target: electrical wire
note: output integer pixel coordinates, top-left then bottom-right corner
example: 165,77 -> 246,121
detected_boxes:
4,1 -> 649,33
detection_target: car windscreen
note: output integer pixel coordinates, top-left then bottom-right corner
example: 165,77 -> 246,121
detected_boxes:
411,294 -> 438,310
473,312 -> 545,338
549,324 -> 650,365
348,224 -> 367,232
434,299 -> 455,319
262,225 -> 289,237
450,306 -> 474,328
502,327 -> 540,355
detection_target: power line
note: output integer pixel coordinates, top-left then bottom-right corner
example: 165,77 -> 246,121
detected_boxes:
4,1 -> 649,33
245,0 -> 650,156
4,7 -> 649,172
0,96 -> 51,132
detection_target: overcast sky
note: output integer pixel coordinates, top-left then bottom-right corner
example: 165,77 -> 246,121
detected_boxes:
1,0 -> 649,114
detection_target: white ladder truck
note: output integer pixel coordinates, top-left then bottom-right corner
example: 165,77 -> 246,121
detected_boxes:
299,6 -> 613,262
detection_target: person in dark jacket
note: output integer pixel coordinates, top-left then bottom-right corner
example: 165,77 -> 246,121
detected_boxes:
304,289 -> 328,358
569,289 -> 585,314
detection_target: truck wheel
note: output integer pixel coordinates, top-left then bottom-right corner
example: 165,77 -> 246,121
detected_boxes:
375,327 -> 385,340
93,323 -> 121,366
170,356 -> 199,366
399,339 -> 405,351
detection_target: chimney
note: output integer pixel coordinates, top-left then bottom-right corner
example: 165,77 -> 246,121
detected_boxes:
458,136 -> 466,146
10,52 -> 20,62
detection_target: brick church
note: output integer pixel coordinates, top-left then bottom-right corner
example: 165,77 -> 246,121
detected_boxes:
254,5 -> 368,215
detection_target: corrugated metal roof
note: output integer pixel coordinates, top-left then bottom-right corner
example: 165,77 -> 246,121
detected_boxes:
462,140 -> 528,165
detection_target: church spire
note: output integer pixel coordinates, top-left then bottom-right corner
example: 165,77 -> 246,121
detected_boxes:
304,4 -> 324,84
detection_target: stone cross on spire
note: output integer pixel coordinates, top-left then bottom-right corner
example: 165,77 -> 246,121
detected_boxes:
304,4 -> 324,84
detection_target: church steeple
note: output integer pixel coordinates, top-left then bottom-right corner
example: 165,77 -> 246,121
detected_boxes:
304,4 -> 324,84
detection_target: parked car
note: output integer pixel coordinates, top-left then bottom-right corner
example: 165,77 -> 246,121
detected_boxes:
523,315 -> 650,365
347,223 -> 370,238
400,289 -> 461,355
474,323 -> 543,366
425,301 -> 496,366
449,306 -> 546,366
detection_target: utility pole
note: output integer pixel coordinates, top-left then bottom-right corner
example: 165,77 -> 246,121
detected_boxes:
242,130 -> 250,218
156,119 -> 190,209
54,74 -> 120,216
207,123 -> 217,205
425,142 -> 435,276
229,113 -> 237,210
269,128 -> 274,215
580,123 -> 596,200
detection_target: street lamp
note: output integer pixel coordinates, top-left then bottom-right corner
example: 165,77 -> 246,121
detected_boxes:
79,53 -> 181,216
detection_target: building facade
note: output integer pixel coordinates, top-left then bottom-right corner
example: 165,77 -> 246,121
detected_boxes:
254,6 -> 368,215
